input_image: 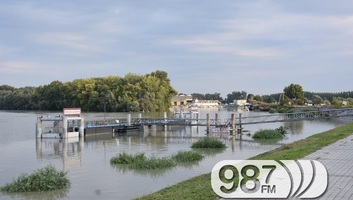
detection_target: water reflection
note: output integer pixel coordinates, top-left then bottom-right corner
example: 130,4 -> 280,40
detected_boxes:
36,138 -> 84,170
2,188 -> 69,200
284,120 -> 304,134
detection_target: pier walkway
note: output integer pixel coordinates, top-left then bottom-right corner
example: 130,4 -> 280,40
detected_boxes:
83,108 -> 353,135
87,108 -> 353,128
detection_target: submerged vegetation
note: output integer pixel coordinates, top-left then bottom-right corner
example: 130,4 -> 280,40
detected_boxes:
191,137 -> 226,149
110,152 -> 145,165
0,165 -> 70,193
172,150 -> 204,162
252,126 -> 287,140
110,151 -> 204,170
111,152 -> 174,170
130,157 -> 176,170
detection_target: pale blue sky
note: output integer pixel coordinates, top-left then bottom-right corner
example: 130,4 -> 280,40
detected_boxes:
1,0 -> 353,97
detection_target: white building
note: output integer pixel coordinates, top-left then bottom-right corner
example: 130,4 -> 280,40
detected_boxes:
193,99 -> 220,108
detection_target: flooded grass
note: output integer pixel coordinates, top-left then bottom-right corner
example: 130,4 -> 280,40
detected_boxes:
136,122 -> 353,200
110,152 -> 175,170
130,157 -> 176,170
191,137 -> 226,148
172,151 -> 204,163
111,150 -> 204,171
252,126 -> 287,140
110,152 -> 146,164
0,165 -> 70,193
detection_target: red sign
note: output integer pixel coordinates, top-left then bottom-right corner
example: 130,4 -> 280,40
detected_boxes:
63,108 -> 81,116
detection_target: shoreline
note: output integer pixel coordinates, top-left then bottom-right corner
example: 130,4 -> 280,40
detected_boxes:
135,122 -> 353,200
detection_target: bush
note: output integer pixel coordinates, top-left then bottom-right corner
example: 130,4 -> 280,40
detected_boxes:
130,157 -> 176,170
191,137 -> 226,148
0,165 -> 70,193
111,151 -> 206,171
110,152 -> 146,164
172,151 -> 204,162
252,126 -> 287,140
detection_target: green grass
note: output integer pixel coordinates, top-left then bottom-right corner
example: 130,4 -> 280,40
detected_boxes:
191,137 -> 226,148
111,151 -> 204,170
135,122 -> 353,200
130,156 -> 176,170
0,165 -> 70,193
172,151 -> 204,163
110,152 -> 146,165
252,126 -> 287,140
252,129 -> 284,139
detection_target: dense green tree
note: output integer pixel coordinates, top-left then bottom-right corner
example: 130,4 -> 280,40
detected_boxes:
0,86 -> 35,110
191,93 -> 205,100
24,70 -> 177,112
253,95 -> 263,102
204,93 -> 223,101
226,91 -> 247,104
283,84 -> 305,105
312,95 -> 323,105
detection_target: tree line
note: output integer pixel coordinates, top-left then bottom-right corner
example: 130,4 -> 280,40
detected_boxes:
0,70 -> 177,112
192,84 -> 353,107
1,79 -> 352,112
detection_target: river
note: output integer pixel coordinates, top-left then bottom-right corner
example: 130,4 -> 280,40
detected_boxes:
0,109 -> 350,200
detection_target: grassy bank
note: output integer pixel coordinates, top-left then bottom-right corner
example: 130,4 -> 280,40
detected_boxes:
135,122 -> 353,200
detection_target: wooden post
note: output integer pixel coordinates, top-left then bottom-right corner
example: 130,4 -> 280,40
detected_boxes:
230,113 -> 235,135
196,113 -> 199,125
238,113 -> 243,134
206,113 -> 210,134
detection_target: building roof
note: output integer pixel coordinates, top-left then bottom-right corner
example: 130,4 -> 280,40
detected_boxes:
194,99 -> 220,103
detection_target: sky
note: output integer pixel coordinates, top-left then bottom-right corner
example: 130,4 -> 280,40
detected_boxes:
1,0 -> 353,97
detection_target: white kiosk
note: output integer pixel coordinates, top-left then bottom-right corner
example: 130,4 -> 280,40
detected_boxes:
36,108 -> 84,139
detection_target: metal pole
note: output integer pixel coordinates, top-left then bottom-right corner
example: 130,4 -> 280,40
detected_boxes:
79,117 -> 84,138
63,116 -> 68,138
127,113 -> 131,126
36,116 -> 42,138
164,111 -> 167,124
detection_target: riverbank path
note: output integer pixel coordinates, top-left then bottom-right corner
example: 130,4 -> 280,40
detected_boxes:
218,134 -> 353,200
303,134 -> 353,199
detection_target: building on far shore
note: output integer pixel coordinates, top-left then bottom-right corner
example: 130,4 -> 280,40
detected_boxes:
171,94 -> 193,106
234,99 -> 247,107
192,99 -> 220,108
171,94 -> 221,108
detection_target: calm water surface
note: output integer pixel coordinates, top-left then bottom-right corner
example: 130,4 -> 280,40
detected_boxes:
0,110 -> 350,200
